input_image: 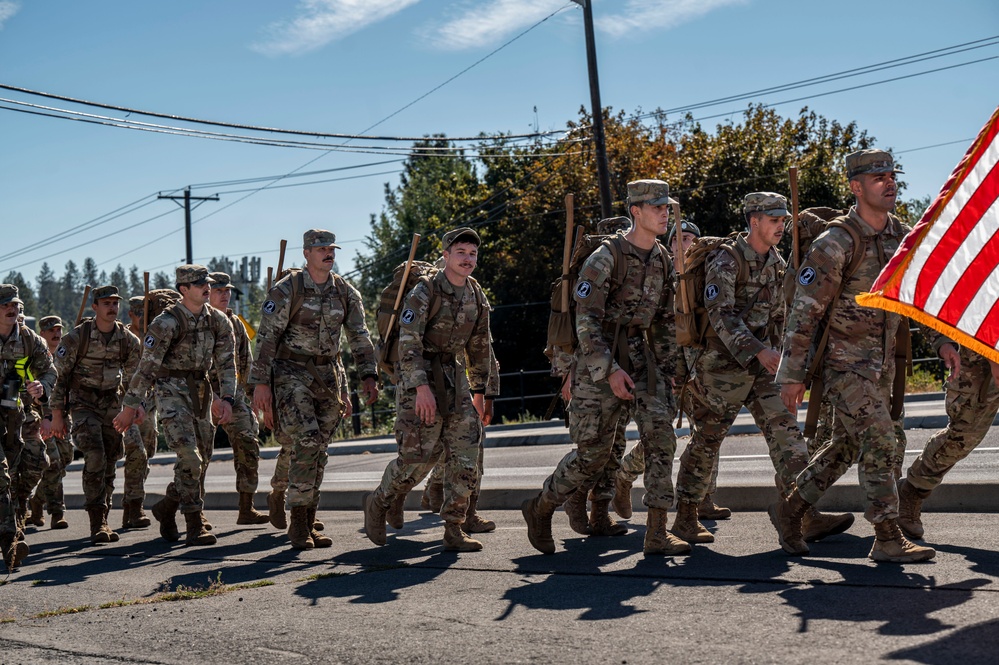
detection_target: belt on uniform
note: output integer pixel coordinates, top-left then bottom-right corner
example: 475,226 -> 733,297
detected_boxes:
603,321 -> 657,400
157,369 -> 210,419
274,348 -> 343,411
423,351 -> 458,415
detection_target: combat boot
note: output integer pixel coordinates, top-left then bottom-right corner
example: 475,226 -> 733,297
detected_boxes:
306,506 -> 332,548
27,495 -> 44,527
443,522 -> 483,552
897,479 -> 928,540
286,505 -> 314,549
184,511 -> 217,546
268,489 -> 287,530
612,475 -> 634,519
0,532 -> 28,572
363,491 -> 388,546
644,508 -> 692,555
462,492 -> 496,534
237,492 -> 270,525
14,497 -> 26,539
129,499 -> 151,528
50,510 -> 68,530
768,489 -> 809,556
589,498 -> 628,537
312,514 -> 325,531
387,492 -> 406,530
562,489 -> 590,535
200,512 -> 214,531
697,494 -> 732,520
102,504 -> 120,542
121,499 -> 133,529
87,506 -> 114,545
802,507 -> 854,542
521,493 -> 557,554
869,519 -> 935,563
671,500 -> 714,544
423,481 -> 444,514
151,496 -> 181,542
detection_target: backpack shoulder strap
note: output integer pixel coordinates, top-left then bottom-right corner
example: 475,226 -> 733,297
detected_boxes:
828,217 -> 866,283
75,319 -> 93,364
165,303 -> 189,346
605,235 -> 628,292
287,270 -> 306,321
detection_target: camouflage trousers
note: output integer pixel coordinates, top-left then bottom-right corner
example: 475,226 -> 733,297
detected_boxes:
14,418 -> 49,503
156,377 -> 214,514
0,410 -> 24,534
122,404 -> 157,503
377,384 -> 480,525
35,433 -> 74,513
906,350 -> 999,493
676,369 -> 809,504
580,408 -> 629,502
422,420 -> 486,496
795,371 -> 898,523
70,404 -> 123,510
542,355 -> 677,510
272,365 -> 343,509
269,432 -> 292,492
612,439 -> 720,497
222,392 -> 261,494
811,402 -> 907,479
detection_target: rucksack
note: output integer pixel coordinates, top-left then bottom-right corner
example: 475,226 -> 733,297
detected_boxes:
674,235 -> 751,349
145,289 -> 182,325
781,207 -> 865,308
283,268 -> 349,323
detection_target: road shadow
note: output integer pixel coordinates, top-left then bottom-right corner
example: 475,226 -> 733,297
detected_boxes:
886,617 -> 999,663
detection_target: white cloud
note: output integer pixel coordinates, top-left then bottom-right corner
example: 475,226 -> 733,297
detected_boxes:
596,0 -> 747,39
253,0 -> 421,56
0,1 -> 21,30
425,0 -> 568,51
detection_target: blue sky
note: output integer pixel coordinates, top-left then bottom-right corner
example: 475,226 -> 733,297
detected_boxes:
1,0 -> 997,289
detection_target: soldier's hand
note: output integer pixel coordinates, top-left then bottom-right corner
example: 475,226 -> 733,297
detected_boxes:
361,376 -> 379,405
609,369 -> 635,401
756,348 -> 781,375
780,383 -> 806,414
472,393 -> 485,420
252,384 -> 274,428
113,406 -> 136,433
341,393 -> 352,418
216,399 -> 233,425
940,343 -> 961,381
415,384 -> 437,425
25,380 -> 44,399
560,370 -> 573,402
483,398 -> 493,426
134,405 -> 146,426
40,418 -> 52,440
51,410 -> 67,438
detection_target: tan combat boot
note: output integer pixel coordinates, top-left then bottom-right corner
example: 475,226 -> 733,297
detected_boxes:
307,506 -> 332,548
200,512 -> 214,531
589,498 -> 628,537
387,492 -> 406,530
184,511 -> 217,546
897,479 -> 927,540
0,532 -> 29,572
562,489 -> 590,535
288,506 -> 314,550
363,491 -> 388,546
121,499 -> 134,529
768,489 -> 810,556
267,489 -> 287,530
151,496 -> 181,542
521,494 -> 557,554
462,492 -> 496,534
802,507 -> 854,542
697,494 -> 732,520
671,500 -> 715,544
312,514 -> 325,531
87,506 -> 114,545
444,522 -> 483,552
612,475 -> 634,519
644,507 -> 692,555
27,495 -> 44,527
130,499 -> 151,528
103,504 -> 120,542
50,510 -> 68,530
869,519 -> 935,563
237,492 -> 270,525
422,481 -> 444,514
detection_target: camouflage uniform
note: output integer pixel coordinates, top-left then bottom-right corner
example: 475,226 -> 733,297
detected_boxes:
213,308 -> 261,495
15,402 -> 50,515
121,304 -> 158,506
36,428 -> 73,516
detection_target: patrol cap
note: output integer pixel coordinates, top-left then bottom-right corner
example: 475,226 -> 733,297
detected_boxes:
0,284 -> 23,306
667,219 -> 702,244
175,264 -> 215,286
596,216 -> 631,235
91,285 -> 123,303
209,271 -> 243,295
743,192 -> 790,217
128,296 -> 145,314
845,149 -> 903,179
303,229 -> 341,249
442,227 -> 480,251
39,316 -> 63,331
626,179 -> 678,206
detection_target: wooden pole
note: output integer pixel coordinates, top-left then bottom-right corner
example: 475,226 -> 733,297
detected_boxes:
266,267 -> 273,291
561,194 -> 574,309
789,166 -> 800,270
142,272 -> 150,333
671,201 -> 689,311
75,285 -> 92,326
276,239 -> 288,280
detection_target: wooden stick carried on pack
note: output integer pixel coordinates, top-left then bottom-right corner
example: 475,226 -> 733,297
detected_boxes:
142,272 -> 150,334
561,194 -> 574,308
75,285 -> 91,326
789,166 -> 800,270
266,267 -> 273,291
388,233 -> 421,332
671,201 -> 688,307
276,239 -> 288,281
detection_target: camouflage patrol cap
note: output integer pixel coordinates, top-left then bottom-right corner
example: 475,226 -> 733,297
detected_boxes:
743,192 -> 790,217
0,284 -> 23,306
596,216 -> 631,235
209,271 -> 243,295
845,149 -> 903,179
91,285 -> 123,302
128,296 -> 145,314
442,227 -> 481,250
303,229 -> 341,249
39,316 -> 63,331
626,179 -> 678,206
175,264 -> 214,286
667,219 -> 702,244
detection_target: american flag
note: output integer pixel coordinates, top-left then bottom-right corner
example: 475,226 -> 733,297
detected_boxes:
858,106 -> 999,364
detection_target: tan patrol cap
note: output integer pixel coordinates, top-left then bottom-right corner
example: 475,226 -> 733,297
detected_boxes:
626,179 -> 678,206
442,227 -> 481,250
176,265 -> 214,286
39,316 -> 63,331
303,229 -> 341,249
845,149 -> 903,179
743,192 -> 790,217
91,285 -> 124,302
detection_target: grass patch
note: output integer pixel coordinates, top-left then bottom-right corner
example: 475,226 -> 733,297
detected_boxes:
30,580 -> 49,587
907,368 -> 944,394
297,571 -> 349,582
35,605 -> 93,618
0,617 -> 14,624
500,411 -> 544,425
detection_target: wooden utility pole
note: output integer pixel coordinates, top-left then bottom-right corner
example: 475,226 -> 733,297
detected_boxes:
158,187 -> 219,264
572,0 -> 612,219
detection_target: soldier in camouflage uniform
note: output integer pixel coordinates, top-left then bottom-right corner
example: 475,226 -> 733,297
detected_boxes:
898,339 -> 999,541
364,227 -> 493,552
27,316 -> 73,530
523,180 -> 690,556
14,311 -> 51,539
51,286 -> 141,544
771,150 -> 935,562
119,297 -> 154,529
0,284 -> 52,569
208,272 -> 269,526
115,265 -> 237,547
251,230 -> 378,550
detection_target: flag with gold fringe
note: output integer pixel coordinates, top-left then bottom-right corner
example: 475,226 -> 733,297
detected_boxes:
857,106 -> 999,364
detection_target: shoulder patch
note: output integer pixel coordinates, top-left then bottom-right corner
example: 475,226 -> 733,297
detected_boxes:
798,267 -> 817,286
705,284 -> 719,301
262,300 -> 277,315
575,281 -> 593,299
400,309 -> 416,325
144,334 -> 156,349
56,345 -> 67,358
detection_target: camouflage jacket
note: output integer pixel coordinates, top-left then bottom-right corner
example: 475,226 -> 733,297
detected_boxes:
702,232 -> 785,373
52,320 -> 141,410
778,207 -> 907,384
211,309 -> 252,396
397,270 -> 492,395
123,303 -> 236,410
573,238 -> 676,383
0,323 -> 57,418
249,269 -> 376,386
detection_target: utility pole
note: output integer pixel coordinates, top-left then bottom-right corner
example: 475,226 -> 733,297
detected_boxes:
158,187 -> 219,264
572,0 -> 612,219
